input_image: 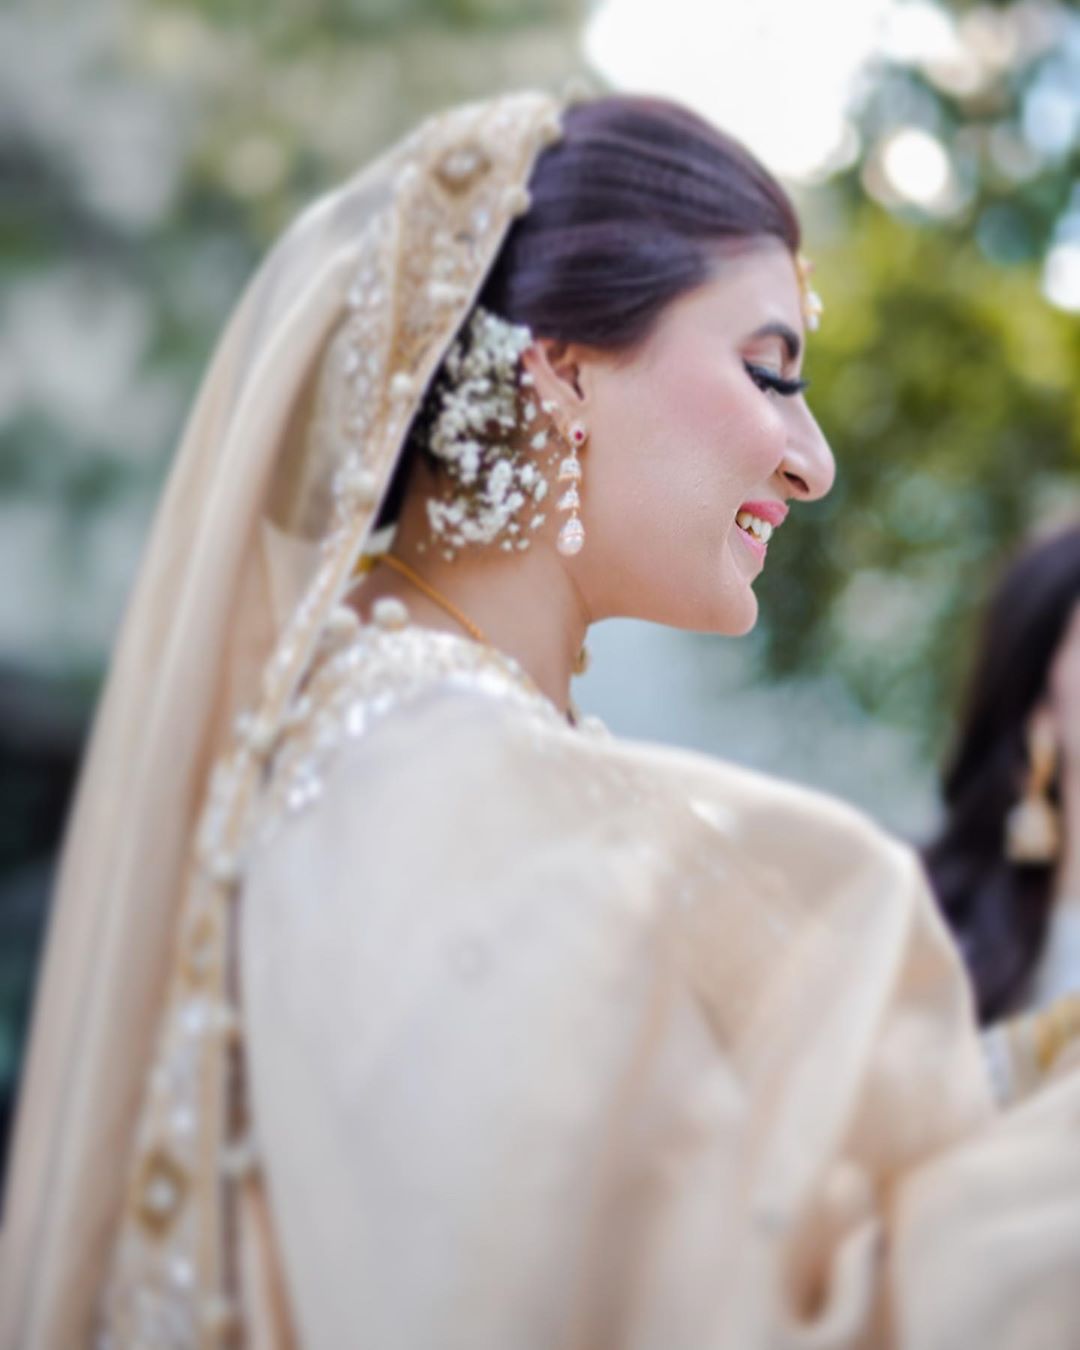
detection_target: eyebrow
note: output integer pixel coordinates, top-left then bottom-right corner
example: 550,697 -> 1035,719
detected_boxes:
747,321 -> 801,363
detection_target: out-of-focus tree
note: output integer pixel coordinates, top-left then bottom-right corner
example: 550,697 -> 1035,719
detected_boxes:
751,0 -> 1080,749
757,207 -> 1079,745
806,1 -> 1080,275
0,1 -> 584,684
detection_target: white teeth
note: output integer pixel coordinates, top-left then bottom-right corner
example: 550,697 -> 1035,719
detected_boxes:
735,510 -> 774,543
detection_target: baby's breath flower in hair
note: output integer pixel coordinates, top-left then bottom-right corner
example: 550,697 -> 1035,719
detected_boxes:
420,306 -> 552,555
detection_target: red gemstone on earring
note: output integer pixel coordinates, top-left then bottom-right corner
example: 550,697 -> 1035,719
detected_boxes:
570,421 -> 587,446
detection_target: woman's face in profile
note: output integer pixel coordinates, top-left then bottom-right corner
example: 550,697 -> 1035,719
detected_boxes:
548,238 -> 835,636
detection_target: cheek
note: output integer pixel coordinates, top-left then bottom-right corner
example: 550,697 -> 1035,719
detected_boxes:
705,374 -> 788,492
580,355 -> 781,630
601,354 -> 783,531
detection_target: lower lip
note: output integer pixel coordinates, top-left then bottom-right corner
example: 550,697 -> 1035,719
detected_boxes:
734,523 -> 767,562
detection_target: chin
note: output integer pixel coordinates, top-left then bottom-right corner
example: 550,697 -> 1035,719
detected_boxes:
720,588 -> 759,637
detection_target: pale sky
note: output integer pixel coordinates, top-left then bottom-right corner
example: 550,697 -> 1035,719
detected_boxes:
584,0 -> 897,182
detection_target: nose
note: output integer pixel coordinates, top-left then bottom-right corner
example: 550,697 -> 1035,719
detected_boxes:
777,405 -> 835,503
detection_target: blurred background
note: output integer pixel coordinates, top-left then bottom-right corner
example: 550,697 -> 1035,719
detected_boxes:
1,0 -> 1078,1178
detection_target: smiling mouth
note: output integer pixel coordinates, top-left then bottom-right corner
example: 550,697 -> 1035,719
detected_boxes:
733,525 -> 766,567
734,509 -> 775,545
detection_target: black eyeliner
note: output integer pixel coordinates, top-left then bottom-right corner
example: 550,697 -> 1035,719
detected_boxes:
744,362 -> 809,398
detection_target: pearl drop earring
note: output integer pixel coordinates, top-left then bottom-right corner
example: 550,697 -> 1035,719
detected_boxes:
556,420 -> 587,556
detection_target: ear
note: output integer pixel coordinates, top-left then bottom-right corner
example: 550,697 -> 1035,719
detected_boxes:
521,338 -> 589,414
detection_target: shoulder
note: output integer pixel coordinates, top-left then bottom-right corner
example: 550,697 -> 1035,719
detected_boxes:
249,615 -> 920,913
250,620 -> 572,847
593,731 -> 936,968
592,725 -> 918,885
726,750 -> 912,867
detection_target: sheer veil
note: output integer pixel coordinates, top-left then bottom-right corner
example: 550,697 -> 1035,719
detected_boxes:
0,90 -> 564,1346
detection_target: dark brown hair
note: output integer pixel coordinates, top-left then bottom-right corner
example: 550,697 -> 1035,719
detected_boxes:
923,523 -> 1080,1021
478,93 -> 800,348
378,93 -> 800,527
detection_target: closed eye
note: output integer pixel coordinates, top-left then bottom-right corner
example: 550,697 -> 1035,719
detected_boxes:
744,361 -> 809,398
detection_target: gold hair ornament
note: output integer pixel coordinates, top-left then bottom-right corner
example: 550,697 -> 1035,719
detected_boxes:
795,252 -> 824,332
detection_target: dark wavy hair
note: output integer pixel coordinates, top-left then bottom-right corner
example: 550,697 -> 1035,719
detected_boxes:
377,94 -> 800,527
923,522 -> 1080,1022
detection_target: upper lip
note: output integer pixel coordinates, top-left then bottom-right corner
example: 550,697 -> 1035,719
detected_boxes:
737,499 -> 789,527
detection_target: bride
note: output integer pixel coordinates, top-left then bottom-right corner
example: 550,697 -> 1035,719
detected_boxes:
3,89 -> 1080,1349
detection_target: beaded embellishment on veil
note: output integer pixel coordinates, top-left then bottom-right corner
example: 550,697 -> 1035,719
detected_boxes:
94,93 -> 564,1347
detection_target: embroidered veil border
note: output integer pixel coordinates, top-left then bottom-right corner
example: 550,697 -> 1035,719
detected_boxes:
0,90 -> 565,1348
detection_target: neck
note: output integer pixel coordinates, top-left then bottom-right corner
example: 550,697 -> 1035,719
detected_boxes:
352,487 -> 590,722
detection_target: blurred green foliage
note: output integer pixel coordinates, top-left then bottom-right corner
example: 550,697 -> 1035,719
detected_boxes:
751,0 -> 1080,754
757,203 -> 1080,750
856,0 -> 1080,266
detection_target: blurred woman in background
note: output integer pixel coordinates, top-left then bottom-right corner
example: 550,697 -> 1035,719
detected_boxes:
924,522 -> 1080,1022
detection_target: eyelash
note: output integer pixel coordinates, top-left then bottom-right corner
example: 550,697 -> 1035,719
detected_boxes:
744,362 -> 809,398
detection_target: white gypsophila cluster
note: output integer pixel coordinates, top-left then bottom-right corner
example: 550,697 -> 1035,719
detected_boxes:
422,306 -> 553,555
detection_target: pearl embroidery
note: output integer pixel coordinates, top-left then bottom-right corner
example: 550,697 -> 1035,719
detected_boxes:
252,619 -> 573,848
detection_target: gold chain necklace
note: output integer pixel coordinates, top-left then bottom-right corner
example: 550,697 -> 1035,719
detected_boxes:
369,551 -> 589,699
376,553 -> 490,645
